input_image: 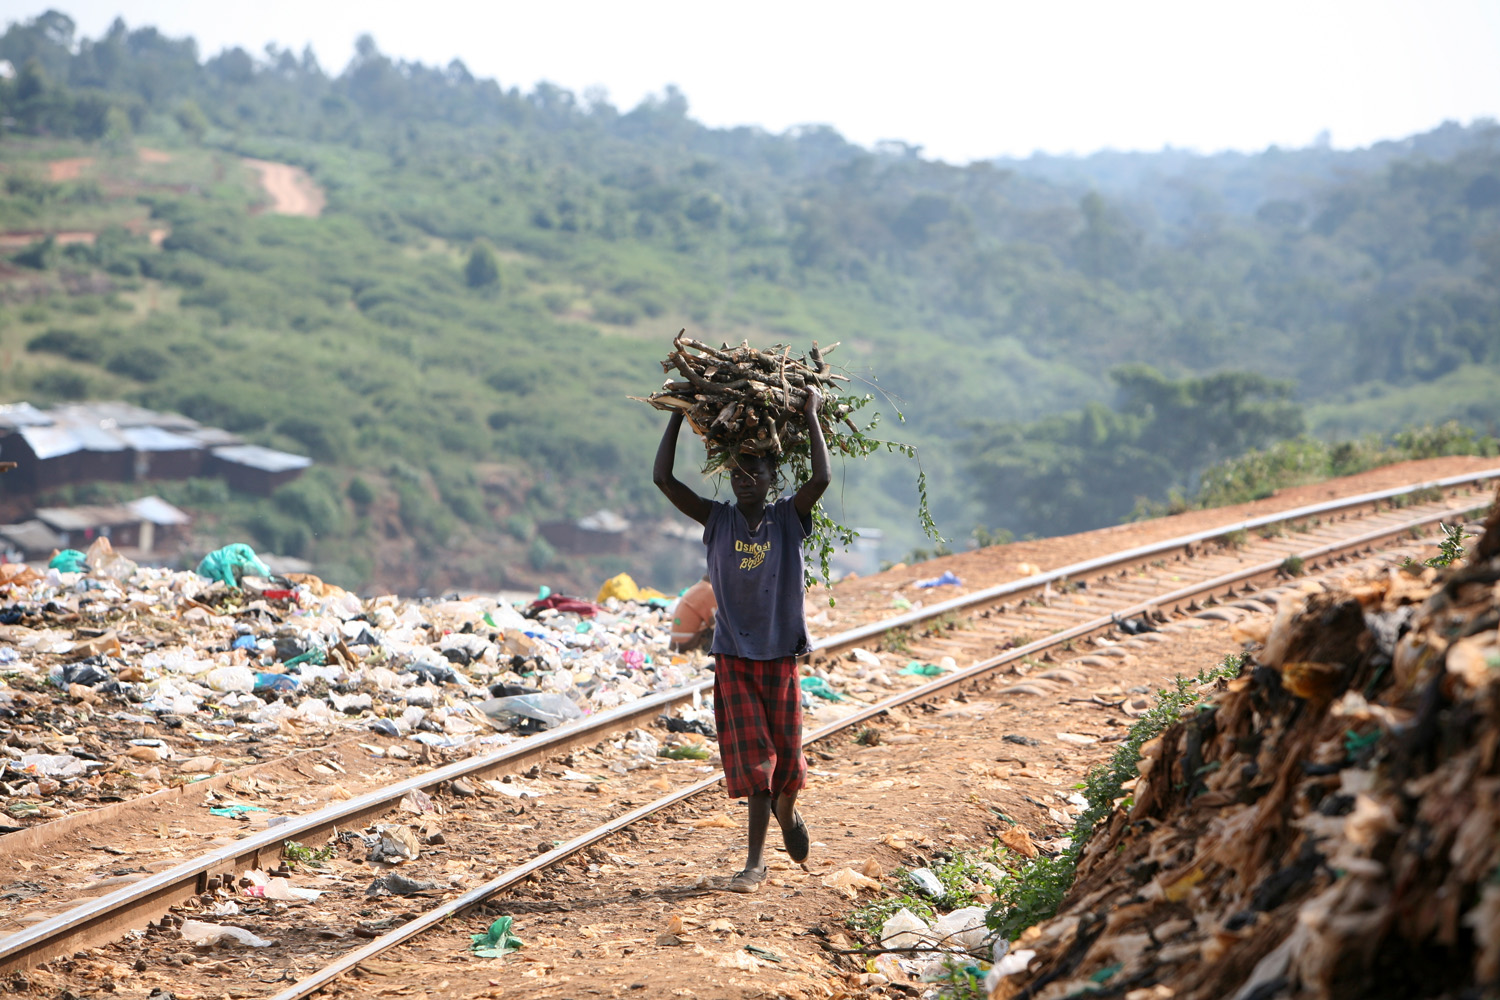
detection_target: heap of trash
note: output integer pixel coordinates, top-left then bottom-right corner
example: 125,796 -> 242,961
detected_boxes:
0,539 -> 712,821
989,498 -> 1500,999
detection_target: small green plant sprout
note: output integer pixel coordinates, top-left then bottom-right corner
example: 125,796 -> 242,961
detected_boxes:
985,654 -> 1246,940
881,625 -> 914,655
1279,554 -> 1305,577
282,839 -> 336,868
1425,522 -> 1474,569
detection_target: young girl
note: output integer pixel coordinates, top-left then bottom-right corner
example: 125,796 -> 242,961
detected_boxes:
653,387 -> 830,892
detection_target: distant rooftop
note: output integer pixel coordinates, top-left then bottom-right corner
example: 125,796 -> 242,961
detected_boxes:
34,504 -> 143,532
126,495 -> 192,526
211,444 -> 313,473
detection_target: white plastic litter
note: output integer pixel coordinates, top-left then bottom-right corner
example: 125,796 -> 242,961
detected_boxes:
177,919 -> 275,948
205,665 -> 255,693
930,906 -> 990,951
880,907 -> 933,950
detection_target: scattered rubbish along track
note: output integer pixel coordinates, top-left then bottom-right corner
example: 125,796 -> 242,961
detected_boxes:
139,531 -> 1462,1000
0,470 -> 1493,985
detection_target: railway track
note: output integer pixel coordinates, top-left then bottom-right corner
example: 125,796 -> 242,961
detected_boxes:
2,469 -> 1494,995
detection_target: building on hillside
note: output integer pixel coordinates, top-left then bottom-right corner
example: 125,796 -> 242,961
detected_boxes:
33,504 -> 146,550
0,519 -> 64,561
28,495 -> 191,555
208,445 -> 313,496
116,426 -> 205,481
0,401 -> 310,497
539,509 -> 631,555
125,495 -> 192,554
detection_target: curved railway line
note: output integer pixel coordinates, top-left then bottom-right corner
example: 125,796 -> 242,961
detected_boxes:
2,468 -> 1496,997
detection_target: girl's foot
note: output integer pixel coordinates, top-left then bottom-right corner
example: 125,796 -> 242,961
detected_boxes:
725,866 -> 767,893
779,810 -> 810,864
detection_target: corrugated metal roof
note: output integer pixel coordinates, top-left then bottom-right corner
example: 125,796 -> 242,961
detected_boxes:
126,495 -> 192,526
50,402 -> 199,431
115,426 -> 202,452
0,402 -> 52,429
211,444 -> 311,473
0,519 -> 64,552
187,426 -> 243,447
65,422 -> 128,452
16,426 -> 83,460
34,505 -> 139,532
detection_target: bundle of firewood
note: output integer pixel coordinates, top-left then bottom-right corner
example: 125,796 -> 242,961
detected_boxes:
634,331 -> 856,469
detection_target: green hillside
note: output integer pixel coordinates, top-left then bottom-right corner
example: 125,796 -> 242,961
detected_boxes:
1,12 -> 1497,590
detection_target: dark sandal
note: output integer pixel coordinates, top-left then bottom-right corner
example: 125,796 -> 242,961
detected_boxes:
725,866 -> 767,893
781,810 -> 810,864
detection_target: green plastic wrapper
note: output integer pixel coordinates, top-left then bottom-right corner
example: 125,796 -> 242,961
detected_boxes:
799,676 -> 844,702
471,915 -> 523,958
49,549 -> 87,574
197,543 -> 272,587
901,661 -> 947,677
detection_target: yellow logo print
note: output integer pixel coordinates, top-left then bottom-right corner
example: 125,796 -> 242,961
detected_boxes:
735,538 -> 771,571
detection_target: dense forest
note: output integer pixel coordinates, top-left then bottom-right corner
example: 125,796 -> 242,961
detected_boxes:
0,11 -> 1497,590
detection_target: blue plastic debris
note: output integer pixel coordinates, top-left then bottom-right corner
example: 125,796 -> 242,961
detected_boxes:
914,570 -> 962,588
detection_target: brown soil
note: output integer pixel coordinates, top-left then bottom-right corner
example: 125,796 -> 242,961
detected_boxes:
136,149 -> 173,165
0,231 -> 97,250
242,158 -> 326,217
46,158 -> 92,183
11,533 -> 1443,998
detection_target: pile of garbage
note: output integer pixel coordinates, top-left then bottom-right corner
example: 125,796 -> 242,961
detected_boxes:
0,539 -> 712,820
991,500 -> 1500,999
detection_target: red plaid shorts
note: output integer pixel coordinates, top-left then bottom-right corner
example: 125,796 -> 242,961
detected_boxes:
712,654 -> 806,799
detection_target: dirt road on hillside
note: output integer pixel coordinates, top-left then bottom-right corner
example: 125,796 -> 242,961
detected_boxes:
243,157 -> 325,217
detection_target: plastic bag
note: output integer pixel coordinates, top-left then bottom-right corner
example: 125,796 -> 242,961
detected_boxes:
880,907 -> 932,950
914,570 -> 962,588
196,543 -> 272,587
479,693 -> 584,729
205,665 -> 255,693
930,906 -> 990,951
85,537 -> 137,582
470,915 -> 523,958
800,676 -> 844,702
177,919 -> 275,948
49,549 -> 87,574
901,661 -> 947,677
595,573 -> 669,604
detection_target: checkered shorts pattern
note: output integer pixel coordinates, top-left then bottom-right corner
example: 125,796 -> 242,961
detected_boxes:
712,654 -> 806,799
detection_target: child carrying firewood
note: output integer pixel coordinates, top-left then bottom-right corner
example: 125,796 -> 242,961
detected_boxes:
653,386 -> 830,892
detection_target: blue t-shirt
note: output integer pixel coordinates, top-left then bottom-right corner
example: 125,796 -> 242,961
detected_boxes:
704,497 -> 812,661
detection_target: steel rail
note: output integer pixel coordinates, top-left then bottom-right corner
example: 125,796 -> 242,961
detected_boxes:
261,501 -> 1480,1000
0,683 -> 704,971
2,475 -> 1490,976
811,466 -> 1500,655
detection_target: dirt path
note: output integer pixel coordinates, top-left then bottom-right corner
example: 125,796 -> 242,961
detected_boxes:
46,158 -> 92,182
243,158 -> 326,217
9,529 -> 1446,997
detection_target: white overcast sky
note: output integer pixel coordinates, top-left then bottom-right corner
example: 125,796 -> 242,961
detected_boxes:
9,0 -> 1500,163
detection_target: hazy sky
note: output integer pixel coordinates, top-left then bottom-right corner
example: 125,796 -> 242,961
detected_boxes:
10,0 -> 1500,163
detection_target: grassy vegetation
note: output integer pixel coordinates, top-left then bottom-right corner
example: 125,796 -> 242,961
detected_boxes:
2,12 -> 1499,589
983,653 -> 1248,941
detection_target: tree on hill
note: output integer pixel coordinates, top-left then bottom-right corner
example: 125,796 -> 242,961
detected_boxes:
464,241 -> 501,290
